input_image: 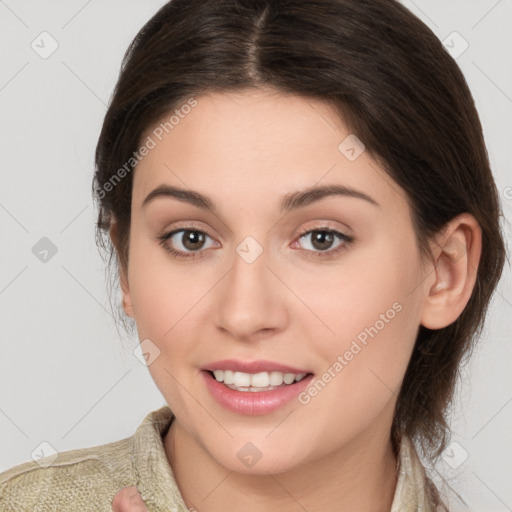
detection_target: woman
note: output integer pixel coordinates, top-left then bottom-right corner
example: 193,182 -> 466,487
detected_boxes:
0,0 -> 506,510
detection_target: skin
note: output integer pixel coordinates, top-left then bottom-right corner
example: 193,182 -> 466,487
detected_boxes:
110,87 -> 482,511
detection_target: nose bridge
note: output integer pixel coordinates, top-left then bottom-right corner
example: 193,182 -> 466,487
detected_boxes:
214,235 -> 287,339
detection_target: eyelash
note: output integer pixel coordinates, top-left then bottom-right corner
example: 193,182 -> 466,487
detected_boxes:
157,226 -> 354,260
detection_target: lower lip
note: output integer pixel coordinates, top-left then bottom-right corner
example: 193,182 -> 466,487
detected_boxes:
201,370 -> 314,415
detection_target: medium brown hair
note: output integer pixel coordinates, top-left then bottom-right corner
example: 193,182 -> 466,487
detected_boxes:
93,0 -> 507,467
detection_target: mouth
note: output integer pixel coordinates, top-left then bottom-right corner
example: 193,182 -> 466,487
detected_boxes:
205,369 -> 313,392
201,369 -> 315,415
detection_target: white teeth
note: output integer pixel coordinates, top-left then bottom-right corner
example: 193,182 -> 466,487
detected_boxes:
269,371 -> 284,386
233,371 -> 251,387
283,373 -> 296,384
223,370 -> 234,385
210,369 -> 308,390
251,372 -> 270,387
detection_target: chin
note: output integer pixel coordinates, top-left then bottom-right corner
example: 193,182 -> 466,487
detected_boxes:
208,441 -> 307,476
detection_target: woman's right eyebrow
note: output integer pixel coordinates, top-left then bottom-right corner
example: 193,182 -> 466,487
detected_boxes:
141,183 -> 380,213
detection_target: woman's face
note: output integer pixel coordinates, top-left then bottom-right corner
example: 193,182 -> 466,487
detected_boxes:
122,88 -> 432,473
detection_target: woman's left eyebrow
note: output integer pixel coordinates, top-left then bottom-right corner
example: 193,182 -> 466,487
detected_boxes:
141,183 -> 380,212
281,184 -> 380,212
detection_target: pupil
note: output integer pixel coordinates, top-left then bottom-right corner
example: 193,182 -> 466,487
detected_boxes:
312,231 -> 334,251
183,230 -> 204,250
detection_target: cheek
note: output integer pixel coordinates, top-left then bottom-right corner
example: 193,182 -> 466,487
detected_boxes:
289,238 -> 422,353
288,295 -> 419,460
289,241 -> 423,416
125,243 -> 206,406
126,238 -> 223,404
127,235 -> 217,338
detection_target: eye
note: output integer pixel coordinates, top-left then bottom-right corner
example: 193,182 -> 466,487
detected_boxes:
158,228 -> 219,259
157,226 -> 353,260
294,228 -> 353,257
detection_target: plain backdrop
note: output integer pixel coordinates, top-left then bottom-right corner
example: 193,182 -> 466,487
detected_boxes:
1,1 -> 511,510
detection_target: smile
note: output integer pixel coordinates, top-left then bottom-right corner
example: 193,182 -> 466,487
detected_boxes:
202,370 -> 314,415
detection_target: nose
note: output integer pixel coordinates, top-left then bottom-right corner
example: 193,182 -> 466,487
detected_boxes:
213,241 -> 289,342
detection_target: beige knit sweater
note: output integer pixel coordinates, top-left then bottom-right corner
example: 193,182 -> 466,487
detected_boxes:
0,406 -> 440,511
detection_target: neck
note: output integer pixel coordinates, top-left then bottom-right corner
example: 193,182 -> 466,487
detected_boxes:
164,417 -> 398,512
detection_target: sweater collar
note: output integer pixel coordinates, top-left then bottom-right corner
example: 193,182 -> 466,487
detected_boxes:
131,405 -> 190,511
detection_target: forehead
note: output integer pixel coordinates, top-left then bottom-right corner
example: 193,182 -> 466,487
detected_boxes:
132,88 -> 409,216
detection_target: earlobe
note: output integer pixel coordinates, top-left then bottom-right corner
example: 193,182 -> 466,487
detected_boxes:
120,272 -> 135,319
420,214 -> 482,330
109,221 -> 135,319
122,297 -> 135,319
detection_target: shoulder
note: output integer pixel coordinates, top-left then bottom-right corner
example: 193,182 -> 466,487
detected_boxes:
0,436 -> 136,512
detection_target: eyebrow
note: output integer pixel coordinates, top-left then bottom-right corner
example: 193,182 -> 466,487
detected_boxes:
141,183 -> 380,213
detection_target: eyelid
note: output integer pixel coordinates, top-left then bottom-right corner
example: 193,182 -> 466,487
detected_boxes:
294,219 -> 353,238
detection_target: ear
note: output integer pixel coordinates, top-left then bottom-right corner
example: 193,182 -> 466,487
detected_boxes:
109,220 -> 135,318
420,213 -> 482,330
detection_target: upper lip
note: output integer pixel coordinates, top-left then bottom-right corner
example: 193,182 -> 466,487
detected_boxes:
201,359 -> 312,374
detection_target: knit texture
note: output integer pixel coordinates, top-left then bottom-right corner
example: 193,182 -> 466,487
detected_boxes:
0,406 -> 439,511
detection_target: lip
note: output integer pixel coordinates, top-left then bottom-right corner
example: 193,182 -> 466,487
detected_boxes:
201,370 -> 314,416
201,359 -> 311,374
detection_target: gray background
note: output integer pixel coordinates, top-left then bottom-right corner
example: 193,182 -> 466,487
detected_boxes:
1,1 -> 511,510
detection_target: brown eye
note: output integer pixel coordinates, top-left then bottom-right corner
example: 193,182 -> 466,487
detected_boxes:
180,230 -> 206,250
158,228 -> 219,259
299,230 -> 340,251
309,230 -> 335,251
295,228 -> 354,257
